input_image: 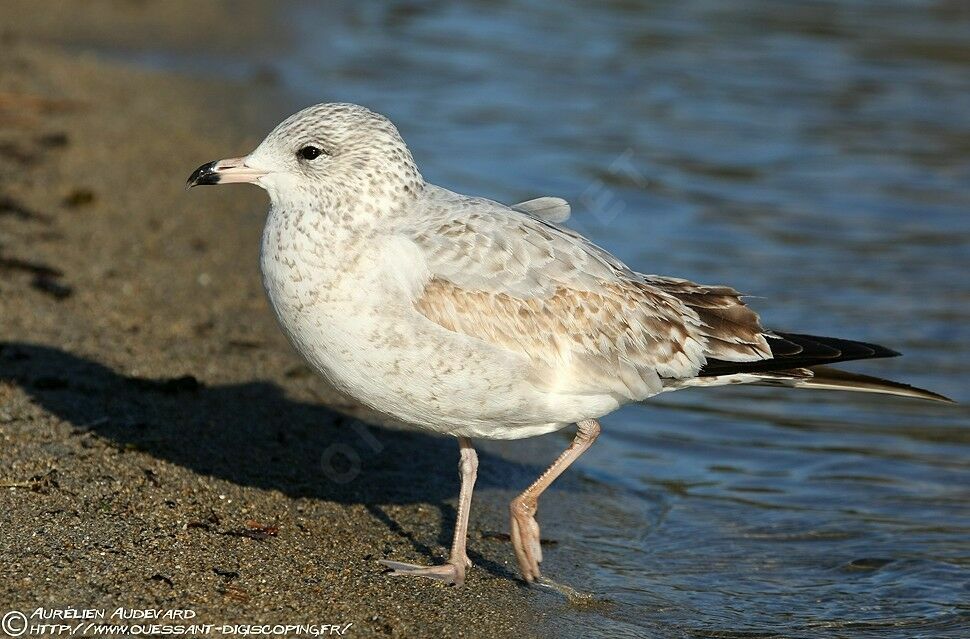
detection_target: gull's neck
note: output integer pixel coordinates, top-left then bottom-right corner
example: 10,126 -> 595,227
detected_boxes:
261,175 -> 427,287
267,169 -> 425,233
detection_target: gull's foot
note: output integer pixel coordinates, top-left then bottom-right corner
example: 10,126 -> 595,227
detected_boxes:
510,495 -> 543,583
379,559 -> 466,586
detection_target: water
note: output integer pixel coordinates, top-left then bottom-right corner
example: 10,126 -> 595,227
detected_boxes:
137,1 -> 970,635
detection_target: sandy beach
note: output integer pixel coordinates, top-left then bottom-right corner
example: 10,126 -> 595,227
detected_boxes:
0,2 -> 546,636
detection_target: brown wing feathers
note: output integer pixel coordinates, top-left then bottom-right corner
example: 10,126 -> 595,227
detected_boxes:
644,277 -> 771,363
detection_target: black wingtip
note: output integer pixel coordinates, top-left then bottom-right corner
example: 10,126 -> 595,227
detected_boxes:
701,332 -> 904,377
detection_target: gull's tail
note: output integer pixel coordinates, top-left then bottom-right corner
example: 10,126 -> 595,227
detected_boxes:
691,332 -> 953,403
752,364 -> 953,403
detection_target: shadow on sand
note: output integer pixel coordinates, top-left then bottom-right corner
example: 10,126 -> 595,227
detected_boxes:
0,342 -> 547,580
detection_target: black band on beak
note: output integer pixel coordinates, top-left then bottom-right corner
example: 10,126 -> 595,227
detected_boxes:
186,161 -> 220,188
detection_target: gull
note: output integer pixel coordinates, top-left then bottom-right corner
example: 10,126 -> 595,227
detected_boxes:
187,103 -> 951,586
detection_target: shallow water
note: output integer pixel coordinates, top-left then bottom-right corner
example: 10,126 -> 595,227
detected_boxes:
127,1 -> 970,636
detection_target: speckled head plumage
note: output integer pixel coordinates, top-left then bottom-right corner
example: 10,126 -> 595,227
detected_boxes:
188,102 -> 424,220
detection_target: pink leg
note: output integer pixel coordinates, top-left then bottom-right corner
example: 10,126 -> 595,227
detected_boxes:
380,437 -> 478,586
510,419 -> 601,583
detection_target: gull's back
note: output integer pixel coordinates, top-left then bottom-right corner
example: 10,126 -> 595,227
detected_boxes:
404,185 -> 773,402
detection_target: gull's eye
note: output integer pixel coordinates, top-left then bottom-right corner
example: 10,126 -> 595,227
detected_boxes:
297,145 -> 324,161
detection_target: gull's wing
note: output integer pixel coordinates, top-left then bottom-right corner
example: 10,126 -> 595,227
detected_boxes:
408,188 -> 770,400
511,197 -> 571,222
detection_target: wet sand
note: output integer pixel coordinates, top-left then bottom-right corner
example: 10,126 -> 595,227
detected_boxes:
0,2 -> 546,636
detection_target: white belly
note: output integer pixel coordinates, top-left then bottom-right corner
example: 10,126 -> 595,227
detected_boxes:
259,215 -> 618,439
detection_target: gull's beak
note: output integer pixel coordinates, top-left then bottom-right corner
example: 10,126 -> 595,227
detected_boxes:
186,156 -> 267,188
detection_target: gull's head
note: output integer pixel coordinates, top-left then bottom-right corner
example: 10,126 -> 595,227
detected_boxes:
187,103 -> 423,212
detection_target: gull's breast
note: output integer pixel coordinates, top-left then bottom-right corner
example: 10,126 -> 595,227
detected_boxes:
256,210 -> 588,437
258,207 -> 380,382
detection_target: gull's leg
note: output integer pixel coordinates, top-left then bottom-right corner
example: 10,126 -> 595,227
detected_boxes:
510,419 -> 601,583
380,437 -> 478,586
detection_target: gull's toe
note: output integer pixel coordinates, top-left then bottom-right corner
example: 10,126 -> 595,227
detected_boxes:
379,559 -> 466,586
510,499 -> 543,583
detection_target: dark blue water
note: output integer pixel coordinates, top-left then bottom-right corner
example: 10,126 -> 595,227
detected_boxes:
114,1 -> 970,635
273,2 -> 969,637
